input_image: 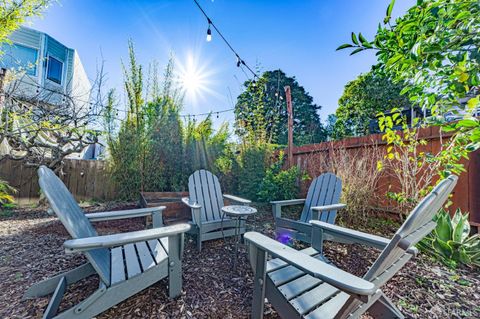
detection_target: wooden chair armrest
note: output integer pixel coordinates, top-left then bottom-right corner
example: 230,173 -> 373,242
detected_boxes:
181,197 -> 201,209
86,206 -> 165,222
245,232 -> 376,296
271,199 -> 306,218
310,220 -> 418,254
311,203 -> 347,212
223,194 -> 251,204
310,220 -> 392,250
64,224 -> 191,253
270,198 -> 306,206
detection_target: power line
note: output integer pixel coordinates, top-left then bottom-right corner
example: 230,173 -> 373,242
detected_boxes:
193,0 -> 259,81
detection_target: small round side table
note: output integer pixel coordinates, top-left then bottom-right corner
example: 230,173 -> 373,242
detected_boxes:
221,205 -> 257,270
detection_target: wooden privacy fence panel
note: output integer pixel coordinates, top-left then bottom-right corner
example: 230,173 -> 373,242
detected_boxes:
288,126 -> 480,227
0,159 -> 116,205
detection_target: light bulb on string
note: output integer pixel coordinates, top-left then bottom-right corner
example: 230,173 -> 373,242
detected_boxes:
206,19 -> 212,42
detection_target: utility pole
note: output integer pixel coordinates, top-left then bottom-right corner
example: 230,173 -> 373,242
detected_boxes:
0,68 -> 6,109
284,85 -> 293,168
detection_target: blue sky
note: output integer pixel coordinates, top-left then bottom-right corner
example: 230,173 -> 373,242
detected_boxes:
28,0 -> 414,126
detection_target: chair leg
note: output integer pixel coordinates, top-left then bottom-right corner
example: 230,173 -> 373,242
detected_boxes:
197,232 -> 202,252
42,277 -> 67,319
24,263 -> 95,299
52,263 -> 167,319
251,248 -> 267,319
168,234 -> 182,298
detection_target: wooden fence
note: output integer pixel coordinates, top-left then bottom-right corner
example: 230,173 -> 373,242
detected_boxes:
0,159 -> 116,205
288,126 -> 480,227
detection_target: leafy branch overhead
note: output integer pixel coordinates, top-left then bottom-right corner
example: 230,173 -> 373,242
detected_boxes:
336,0 -> 480,178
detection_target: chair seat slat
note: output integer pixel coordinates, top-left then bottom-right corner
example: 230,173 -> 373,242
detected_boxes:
136,242 -> 156,271
124,244 -> 141,278
278,274 -> 322,300
290,282 -> 339,315
304,292 -> 350,319
147,239 -> 168,264
110,247 -> 125,284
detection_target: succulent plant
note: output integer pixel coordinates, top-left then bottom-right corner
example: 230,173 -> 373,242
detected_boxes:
418,208 -> 480,268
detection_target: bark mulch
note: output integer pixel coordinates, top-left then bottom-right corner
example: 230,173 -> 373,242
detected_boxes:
0,203 -> 479,319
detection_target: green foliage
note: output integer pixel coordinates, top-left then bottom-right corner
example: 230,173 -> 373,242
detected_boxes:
377,111 -> 438,215
106,42 -> 233,199
334,71 -> 410,138
257,152 -> 303,202
337,0 -> 480,179
0,0 -> 50,46
0,179 -> 16,207
418,209 -> 480,268
234,142 -> 271,201
235,70 -> 326,146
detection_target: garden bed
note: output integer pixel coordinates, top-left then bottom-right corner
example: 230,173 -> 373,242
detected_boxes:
140,191 -> 191,225
0,203 -> 478,318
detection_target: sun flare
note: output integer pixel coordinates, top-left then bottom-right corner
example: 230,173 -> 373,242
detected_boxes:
177,52 -> 218,106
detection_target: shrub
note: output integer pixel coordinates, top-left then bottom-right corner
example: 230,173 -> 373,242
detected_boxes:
257,152 -> 303,202
0,179 -> 16,207
235,143 -> 271,201
378,113 -> 440,217
418,208 -> 480,269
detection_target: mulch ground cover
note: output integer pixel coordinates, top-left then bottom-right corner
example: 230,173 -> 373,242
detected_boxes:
0,203 -> 479,318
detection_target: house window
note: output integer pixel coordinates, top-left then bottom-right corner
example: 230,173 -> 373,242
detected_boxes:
0,43 -> 38,76
46,56 -> 63,84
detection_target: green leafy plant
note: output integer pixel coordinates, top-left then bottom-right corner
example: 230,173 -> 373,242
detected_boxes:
234,142 -> 271,201
257,151 -> 304,202
0,179 -> 16,207
337,0 -> 480,179
377,111 -> 439,216
418,208 -> 480,268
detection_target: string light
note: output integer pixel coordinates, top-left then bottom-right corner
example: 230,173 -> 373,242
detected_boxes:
193,0 -> 258,81
206,18 -> 212,42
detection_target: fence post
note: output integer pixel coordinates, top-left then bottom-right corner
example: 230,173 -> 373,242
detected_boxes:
284,85 -> 293,168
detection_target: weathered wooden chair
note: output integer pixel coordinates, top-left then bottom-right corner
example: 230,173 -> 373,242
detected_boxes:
273,172 -> 345,244
24,166 -> 191,319
246,175 -> 458,319
182,169 -> 251,251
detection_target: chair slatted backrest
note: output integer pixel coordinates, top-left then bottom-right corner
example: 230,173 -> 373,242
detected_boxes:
300,173 -> 342,224
38,166 -> 111,286
364,175 -> 457,286
188,169 -> 224,223
337,176 -> 457,317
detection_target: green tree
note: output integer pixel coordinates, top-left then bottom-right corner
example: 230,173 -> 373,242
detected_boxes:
0,0 -> 50,46
235,70 -> 326,146
335,71 -> 410,138
337,0 -> 480,178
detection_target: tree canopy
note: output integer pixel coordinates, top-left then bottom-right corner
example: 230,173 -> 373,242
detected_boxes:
0,0 -> 50,46
337,0 -> 480,177
234,70 -> 326,146
334,71 -> 411,138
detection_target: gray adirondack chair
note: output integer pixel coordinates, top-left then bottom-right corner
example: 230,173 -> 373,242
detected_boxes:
273,172 -> 345,244
246,175 -> 458,319
24,166 -> 191,319
182,169 -> 251,251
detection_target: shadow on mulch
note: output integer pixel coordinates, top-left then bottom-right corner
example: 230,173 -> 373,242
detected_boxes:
0,203 -> 479,319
